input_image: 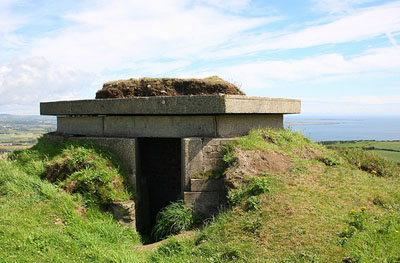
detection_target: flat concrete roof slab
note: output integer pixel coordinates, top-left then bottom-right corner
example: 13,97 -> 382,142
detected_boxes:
40,95 -> 301,116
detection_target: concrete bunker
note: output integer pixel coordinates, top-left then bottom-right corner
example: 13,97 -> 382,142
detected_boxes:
40,79 -> 301,233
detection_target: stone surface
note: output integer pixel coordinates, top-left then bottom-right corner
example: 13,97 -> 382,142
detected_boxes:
57,116 -> 104,136
182,137 -> 233,193
110,200 -> 136,227
184,191 -> 220,216
56,115 -> 283,138
224,95 -> 301,114
190,179 -> 223,192
103,116 -> 216,138
202,138 -> 235,171
182,138 -> 204,191
41,95 -> 301,116
216,114 -> 283,137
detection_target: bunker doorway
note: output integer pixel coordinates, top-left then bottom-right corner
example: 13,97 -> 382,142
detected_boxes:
136,138 -> 182,236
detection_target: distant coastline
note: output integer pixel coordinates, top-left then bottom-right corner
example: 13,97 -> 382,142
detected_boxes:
284,115 -> 400,142
285,122 -> 339,126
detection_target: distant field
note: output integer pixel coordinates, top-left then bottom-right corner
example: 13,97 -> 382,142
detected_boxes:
321,140 -> 400,163
0,115 -> 56,152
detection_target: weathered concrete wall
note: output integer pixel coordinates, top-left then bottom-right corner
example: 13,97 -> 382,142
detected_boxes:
57,114 -> 282,138
182,137 -> 234,191
57,116 -> 104,136
216,114 -> 282,137
182,138 -> 232,216
41,95 -> 301,116
184,190 -> 221,216
104,116 -> 216,138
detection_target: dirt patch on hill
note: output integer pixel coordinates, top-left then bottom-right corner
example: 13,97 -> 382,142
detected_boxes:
95,76 -> 245,99
225,149 -> 292,188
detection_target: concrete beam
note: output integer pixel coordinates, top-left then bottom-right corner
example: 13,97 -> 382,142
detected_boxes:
41,95 -> 301,116
56,114 -> 285,138
103,116 -> 216,138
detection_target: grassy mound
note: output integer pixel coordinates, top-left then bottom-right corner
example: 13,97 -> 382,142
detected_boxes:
150,129 -> 400,262
1,130 -> 400,262
0,139 -> 141,262
9,138 -> 133,207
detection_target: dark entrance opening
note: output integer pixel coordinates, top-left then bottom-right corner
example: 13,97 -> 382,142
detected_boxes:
136,138 -> 182,237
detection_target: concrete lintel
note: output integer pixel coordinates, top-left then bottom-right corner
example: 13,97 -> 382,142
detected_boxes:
41,95 -> 301,116
56,115 -> 284,138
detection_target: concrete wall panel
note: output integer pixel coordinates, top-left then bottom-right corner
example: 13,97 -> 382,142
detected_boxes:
104,116 -> 216,138
216,114 -> 283,137
57,116 -> 104,136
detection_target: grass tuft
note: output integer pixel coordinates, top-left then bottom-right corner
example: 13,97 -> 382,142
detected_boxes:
152,201 -> 193,241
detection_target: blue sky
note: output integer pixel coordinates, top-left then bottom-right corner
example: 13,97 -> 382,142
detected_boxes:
0,0 -> 399,115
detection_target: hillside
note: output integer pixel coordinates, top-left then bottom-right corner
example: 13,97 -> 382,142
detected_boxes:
1,130 -> 400,262
321,140 -> 400,163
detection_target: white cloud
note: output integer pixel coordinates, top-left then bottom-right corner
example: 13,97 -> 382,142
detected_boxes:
0,57 -> 94,114
211,46 -> 400,92
275,2 -> 400,49
0,0 -> 28,49
303,95 -> 400,105
310,0 -> 378,14
202,1 -> 400,59
197,0 -> 251,11
28,0 -> 272,72
0,0 -> 399,115
300,95 -> 400,115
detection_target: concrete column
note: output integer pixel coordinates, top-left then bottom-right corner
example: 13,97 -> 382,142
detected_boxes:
181,138 -> 203,192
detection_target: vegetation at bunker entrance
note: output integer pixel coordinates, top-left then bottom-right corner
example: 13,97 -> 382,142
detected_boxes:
0,129 -> 400,262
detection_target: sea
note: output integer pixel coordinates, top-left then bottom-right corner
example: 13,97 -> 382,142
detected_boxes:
283,115 -> 400,142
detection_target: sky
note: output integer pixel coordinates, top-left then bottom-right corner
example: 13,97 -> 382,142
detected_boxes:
0,0 -> 399,115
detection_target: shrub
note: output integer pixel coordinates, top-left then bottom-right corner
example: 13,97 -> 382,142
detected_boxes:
227,190 -> 245,206
319,152 -> 342,166
338,148 -> 399,177
152,201 -> 193,241
246,196 -> 261,211
248,177 -> 270,195
227,176 -> 270,208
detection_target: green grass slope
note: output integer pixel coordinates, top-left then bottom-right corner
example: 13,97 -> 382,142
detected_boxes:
151,130 -> 400,263
0,139 -> 143,262
1,131 -> 400,262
